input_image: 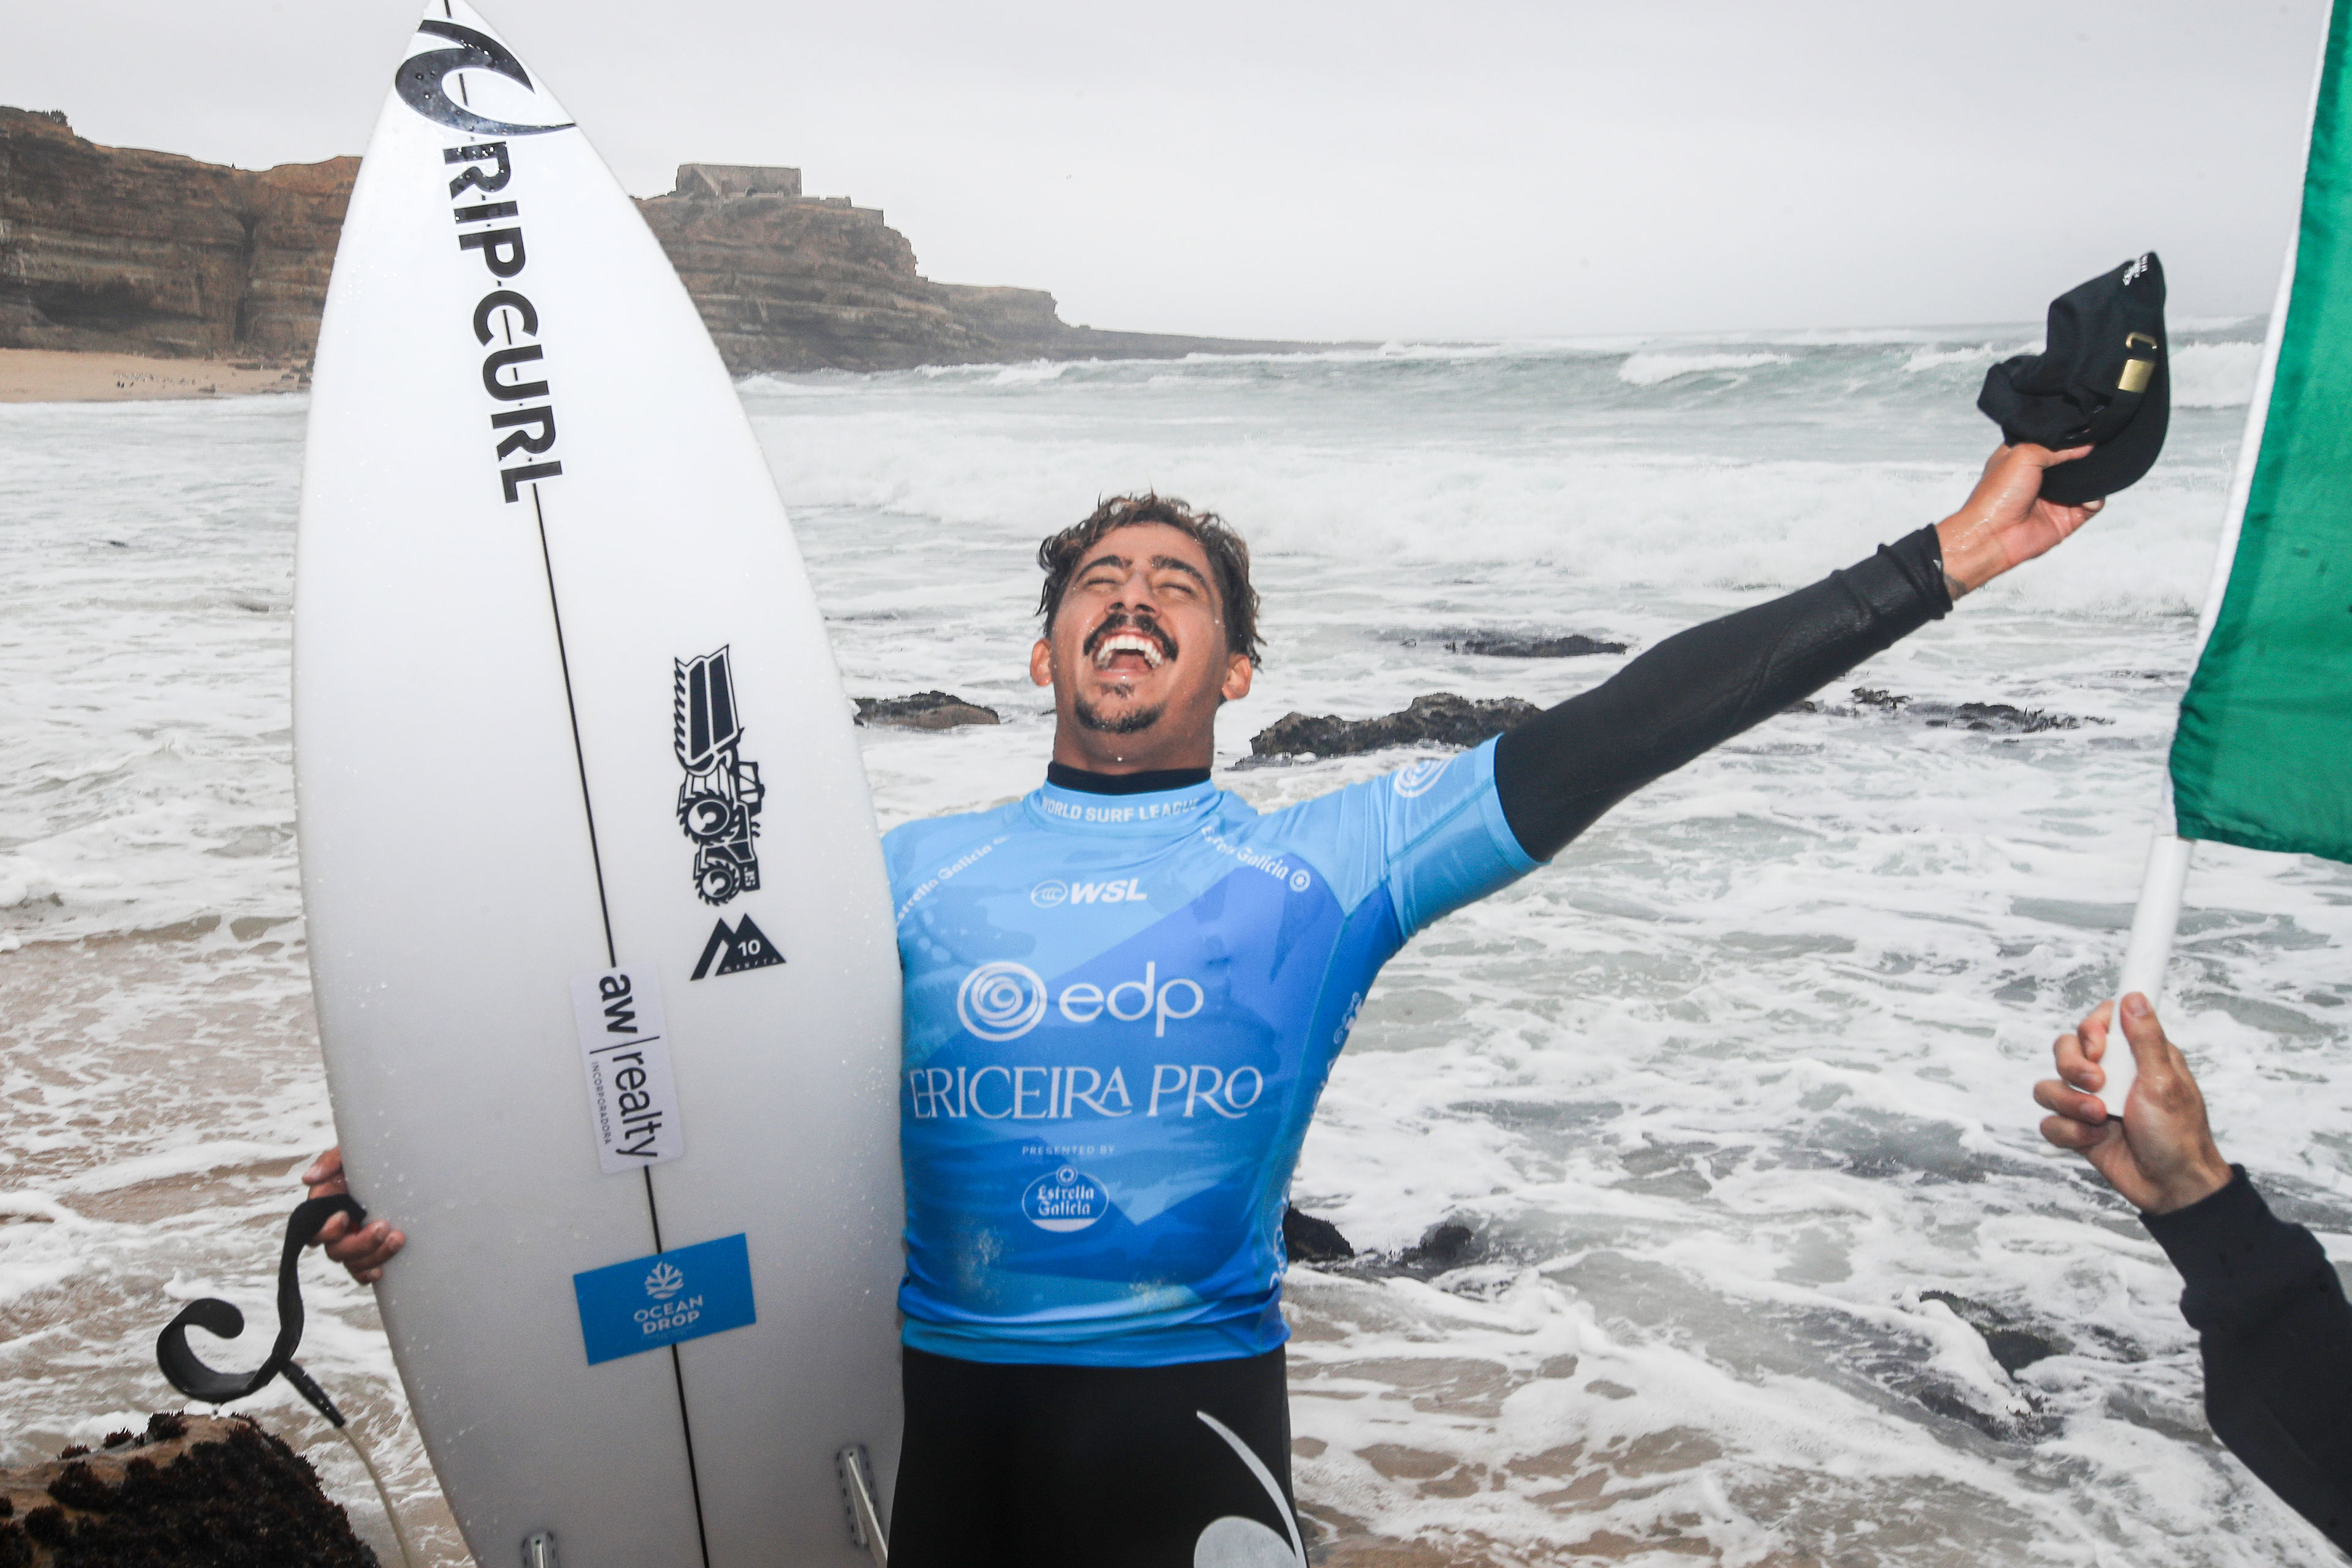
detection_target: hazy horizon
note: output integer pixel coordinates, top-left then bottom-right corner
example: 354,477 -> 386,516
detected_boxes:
3,1 -> 2329,343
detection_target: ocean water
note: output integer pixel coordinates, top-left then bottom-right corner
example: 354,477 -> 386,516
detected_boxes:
7,325 -> 2350,1566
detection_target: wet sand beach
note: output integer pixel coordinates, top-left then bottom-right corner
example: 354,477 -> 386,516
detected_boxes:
0,349 -> 301,404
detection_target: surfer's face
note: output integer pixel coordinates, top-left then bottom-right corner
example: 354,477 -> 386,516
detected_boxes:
1033,522 -> 1253,767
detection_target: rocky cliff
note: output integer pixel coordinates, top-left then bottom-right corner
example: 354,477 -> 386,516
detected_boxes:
0,108 -> 351,362
635,164 -> 995,372
0,110 -> 1329,372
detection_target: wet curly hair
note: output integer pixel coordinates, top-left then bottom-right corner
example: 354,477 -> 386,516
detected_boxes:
1035,492 -> 1263,665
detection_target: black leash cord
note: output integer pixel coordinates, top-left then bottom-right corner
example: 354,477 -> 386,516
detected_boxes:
156,1193 -> 365,1415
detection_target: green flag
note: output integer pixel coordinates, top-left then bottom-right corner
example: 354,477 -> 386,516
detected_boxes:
2171,0 -> 2352,864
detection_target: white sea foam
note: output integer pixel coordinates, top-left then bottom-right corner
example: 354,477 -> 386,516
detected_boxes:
1903,342 -> 2003,373
1616,350 -> 1792,386
2172,340 -> 2264,409
4,331 -> 2338,1566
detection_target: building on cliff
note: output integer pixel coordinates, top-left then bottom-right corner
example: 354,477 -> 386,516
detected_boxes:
0,110 -> 1326,374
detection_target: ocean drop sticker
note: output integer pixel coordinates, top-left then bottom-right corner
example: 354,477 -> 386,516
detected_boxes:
572,1234 -> 756,1365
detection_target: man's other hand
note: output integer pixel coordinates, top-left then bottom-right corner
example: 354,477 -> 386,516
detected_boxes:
303,1146 -> 406,1284
2034,993 -> 2233,1215
1937,443 -> 2105,597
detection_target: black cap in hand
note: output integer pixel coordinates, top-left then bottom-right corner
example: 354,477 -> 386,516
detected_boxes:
1978,252 -> 2169,505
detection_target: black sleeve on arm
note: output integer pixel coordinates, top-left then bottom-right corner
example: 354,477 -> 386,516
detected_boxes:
1492,526 -> 1952,860
2143,1169 -> 2352,1550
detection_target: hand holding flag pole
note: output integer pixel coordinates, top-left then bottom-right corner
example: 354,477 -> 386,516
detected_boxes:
2097,0 -> 2340,1124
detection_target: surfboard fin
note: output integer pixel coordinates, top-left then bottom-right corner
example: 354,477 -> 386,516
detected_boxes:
835,1444 -> 888,1566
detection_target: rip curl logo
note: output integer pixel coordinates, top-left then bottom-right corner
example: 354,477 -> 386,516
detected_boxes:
957,961 -> 1049,1042
1021,1166 -> 1108,1233
1392,757 -> 1451,798
396,19 -> 576,137
644,1261 -> 685,1300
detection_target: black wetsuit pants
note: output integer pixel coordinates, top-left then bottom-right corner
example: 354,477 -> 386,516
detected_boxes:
890,1346 -> 1301,1568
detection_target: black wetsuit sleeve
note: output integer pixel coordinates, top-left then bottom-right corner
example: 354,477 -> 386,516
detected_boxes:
1491,526 -> 1953,861
2143,1169 -> 2352,1549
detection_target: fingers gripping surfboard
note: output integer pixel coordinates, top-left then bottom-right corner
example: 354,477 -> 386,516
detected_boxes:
293,6 -> 903,1564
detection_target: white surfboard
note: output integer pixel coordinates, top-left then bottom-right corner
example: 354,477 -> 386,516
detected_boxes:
293,6 -> 902,1564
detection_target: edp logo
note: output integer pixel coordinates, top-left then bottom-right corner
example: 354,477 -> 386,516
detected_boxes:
1392,757 -> 1451,799
957,962 -> 1050,1041
954,960 -> 1206,1042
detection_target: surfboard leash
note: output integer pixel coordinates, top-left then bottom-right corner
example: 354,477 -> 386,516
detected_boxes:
156,1194 -> 421,1568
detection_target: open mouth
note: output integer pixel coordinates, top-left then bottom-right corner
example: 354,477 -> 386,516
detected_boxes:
1085,618 -> 1175,672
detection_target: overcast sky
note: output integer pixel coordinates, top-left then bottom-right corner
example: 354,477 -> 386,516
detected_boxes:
4,2 -> 2329,341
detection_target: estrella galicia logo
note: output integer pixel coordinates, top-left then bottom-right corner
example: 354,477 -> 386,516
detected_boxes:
1030,878 -> 1069,908
676,647 -> 766,905
396,19 -> 576,138
1022,1166 -> 1109,1233
692,913 -> 786,981
644,1261 -> 684,1300
956,961 -> 1047,1042
1392,756 -> 1450,799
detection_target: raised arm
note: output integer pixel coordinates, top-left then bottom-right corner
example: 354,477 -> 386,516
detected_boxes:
1494,442 -> 2099,859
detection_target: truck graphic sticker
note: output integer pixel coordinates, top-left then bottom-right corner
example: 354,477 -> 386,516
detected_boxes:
674,646 -> 765,905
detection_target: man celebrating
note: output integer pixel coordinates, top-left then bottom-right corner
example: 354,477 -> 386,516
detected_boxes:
314,443 -> 2100,1566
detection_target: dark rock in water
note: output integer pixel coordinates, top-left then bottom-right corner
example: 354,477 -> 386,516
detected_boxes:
1282,1205 -> 1355,1264
1910,1384 -> 2029,1441
1249,693 -> 1540,760
1921,1290 -> 2070,1374
1852,687 -> 2094,733
1397,1219 -> 1480,1275
1788,687 -> 2104,734
1446,633 -> 1628,658
0,1412 -> 375,1567
854,691 -> 1001,730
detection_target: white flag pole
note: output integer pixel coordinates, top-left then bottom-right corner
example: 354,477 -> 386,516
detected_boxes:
2100,26 -> 2324,1114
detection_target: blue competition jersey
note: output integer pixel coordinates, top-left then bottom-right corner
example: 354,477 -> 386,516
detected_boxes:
883,740 -> 1539,1367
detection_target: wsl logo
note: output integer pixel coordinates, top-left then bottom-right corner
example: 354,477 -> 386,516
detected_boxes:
396,18 -> 575,138
957,962 -> 1049,1042
1021,1166 -> 1109,1233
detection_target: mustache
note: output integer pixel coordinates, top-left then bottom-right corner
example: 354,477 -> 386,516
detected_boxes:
1081,611 -> 1179,664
